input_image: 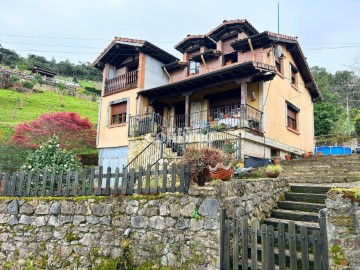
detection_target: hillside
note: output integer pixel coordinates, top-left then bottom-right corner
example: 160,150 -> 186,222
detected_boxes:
0,88 -> 99,137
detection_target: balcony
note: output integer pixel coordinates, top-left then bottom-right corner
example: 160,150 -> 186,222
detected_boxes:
104,70 -> 138,96
128,104 -> 263,137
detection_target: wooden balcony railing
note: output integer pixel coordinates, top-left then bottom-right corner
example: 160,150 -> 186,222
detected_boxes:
104,70 -> 138,96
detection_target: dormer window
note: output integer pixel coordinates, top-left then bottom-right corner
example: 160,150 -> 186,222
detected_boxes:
189,60 -> 200,75
224,52 -> 238,66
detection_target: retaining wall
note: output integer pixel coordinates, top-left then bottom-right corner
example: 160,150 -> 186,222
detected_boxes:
0,178 -> 288,269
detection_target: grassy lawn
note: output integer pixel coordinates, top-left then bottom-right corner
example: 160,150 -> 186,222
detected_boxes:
0,88 -> 99,136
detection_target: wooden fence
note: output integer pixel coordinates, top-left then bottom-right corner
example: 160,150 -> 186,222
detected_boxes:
0,162 -> 190,197
220,209 -> 329,270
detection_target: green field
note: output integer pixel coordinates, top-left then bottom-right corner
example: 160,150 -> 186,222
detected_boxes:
0,88 -> 99,137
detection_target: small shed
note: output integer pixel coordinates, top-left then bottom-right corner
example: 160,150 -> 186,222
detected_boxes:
31,67 -> 57,79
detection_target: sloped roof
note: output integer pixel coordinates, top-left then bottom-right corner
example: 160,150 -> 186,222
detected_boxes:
207,19 -> 259,41
92,37 -> 178,69
174,35 -> 216,53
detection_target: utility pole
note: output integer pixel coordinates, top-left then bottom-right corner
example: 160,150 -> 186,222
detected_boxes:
277,3 -> 280,34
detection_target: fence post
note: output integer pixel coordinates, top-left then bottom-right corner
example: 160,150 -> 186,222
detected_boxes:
319,209 -> 329,270
206,122 -> 210,147
159,136 -> 164,159
151,111 -> 155,134
128,114 -> 131,136
220,208 -> 227,270
237,136 -> 242,161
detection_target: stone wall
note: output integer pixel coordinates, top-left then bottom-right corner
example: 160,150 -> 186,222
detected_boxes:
326,190 -> 360,269
0,178 -> 288,270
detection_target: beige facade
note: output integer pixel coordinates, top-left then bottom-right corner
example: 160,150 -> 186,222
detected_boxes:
93,20 -> 321,169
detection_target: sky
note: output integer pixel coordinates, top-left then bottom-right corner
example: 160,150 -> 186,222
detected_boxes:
0,0 -> 360,73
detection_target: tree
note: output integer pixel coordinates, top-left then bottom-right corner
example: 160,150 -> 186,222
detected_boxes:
312,67 -> 346,136
11,112 -> 96,152
355,113 -> 360,136
21,136 -> 82,174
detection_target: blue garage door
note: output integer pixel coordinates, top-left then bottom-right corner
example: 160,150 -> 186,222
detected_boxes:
99,146 -> 129,172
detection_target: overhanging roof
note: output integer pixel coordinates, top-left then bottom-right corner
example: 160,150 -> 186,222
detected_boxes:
231,31 -> 322,100
207,19 -> 259,41
174,35 -> 216,53
139,61 -> 276,99
31,66 -> 57,77
92,37 -> 178,69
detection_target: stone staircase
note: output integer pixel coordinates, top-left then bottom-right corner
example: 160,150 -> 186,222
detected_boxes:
265,155 -> 360,230
261,155 -> 360,268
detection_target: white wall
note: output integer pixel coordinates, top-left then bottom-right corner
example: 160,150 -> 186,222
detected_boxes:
144,55 -> 169,89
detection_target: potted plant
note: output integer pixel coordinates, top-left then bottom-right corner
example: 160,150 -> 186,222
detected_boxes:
284,154 -> 291,161
208,162 -> 233,181
265,165 -> 283,178
272,156 -> 281,165
308,151 -> 314,157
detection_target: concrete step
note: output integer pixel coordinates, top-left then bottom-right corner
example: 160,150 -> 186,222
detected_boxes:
285,192 -> 326,204
289,184 -> 332,194
264,217 -> 320,232
277,201 -> 326,212
283,176 -> 360,184
271,209 -> 319,222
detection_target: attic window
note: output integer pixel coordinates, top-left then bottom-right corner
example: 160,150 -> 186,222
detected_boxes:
189,60 -> 200,75
290,63 -> 298,88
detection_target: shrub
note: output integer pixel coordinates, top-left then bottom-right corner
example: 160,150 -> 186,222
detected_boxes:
21,136 -> 82,174
182,147 -> 234,186
22,80 -> 34,89
355,113 -> 360,136
57,82 -> 66,91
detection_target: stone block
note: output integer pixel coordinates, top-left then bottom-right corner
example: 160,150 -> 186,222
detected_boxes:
60,201 -> 75,215
7,200 -> 19,214
91,203 -> 112,216
198,198 -> 220,218
149,216 -> 165,230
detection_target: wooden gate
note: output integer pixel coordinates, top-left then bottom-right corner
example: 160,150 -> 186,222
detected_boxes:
220,209 -> 329,270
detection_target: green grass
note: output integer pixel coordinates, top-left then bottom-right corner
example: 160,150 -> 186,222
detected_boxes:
0,88 -> 99,135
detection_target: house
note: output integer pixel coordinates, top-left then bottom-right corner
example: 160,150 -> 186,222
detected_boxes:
31,66 -> 57,80
92,19 -> 321,170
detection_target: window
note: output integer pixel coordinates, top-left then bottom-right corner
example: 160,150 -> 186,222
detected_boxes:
224,52 -> 238,65
275,58 -> 284,75
290,63 -> 298,88
110,102 -> 127,125
189,61 -> 200,74
286,102 -> 299,131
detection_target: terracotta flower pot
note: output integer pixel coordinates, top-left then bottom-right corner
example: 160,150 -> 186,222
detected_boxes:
317,151 -> 322,156
265,171 -> 280,178
302,153 -> 309,158
308,151 -> 314,156
208,162 -> 233,181
285,155 -> 291,161
272,157 -> 281,165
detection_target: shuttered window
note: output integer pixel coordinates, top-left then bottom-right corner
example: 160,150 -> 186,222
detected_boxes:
111,102 -> 127,125
286,102 -> 299,131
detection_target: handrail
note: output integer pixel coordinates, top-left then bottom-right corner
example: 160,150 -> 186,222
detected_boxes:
104,70 -> 138,95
